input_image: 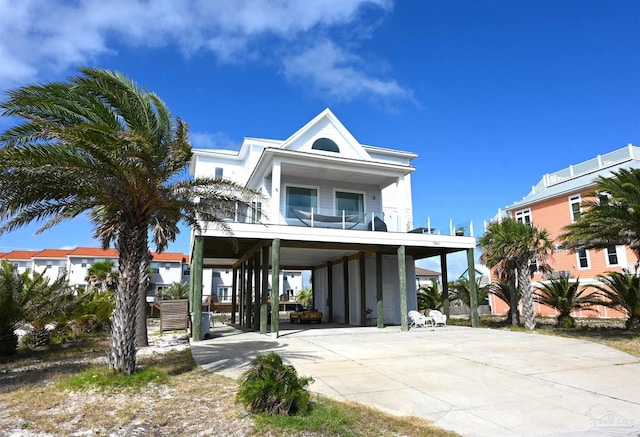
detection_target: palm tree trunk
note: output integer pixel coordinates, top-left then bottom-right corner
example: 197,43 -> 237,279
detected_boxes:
518,264 -> 536,330
136,253 -> 150,347
507,274 -> 519,326
108,223 -> 146,374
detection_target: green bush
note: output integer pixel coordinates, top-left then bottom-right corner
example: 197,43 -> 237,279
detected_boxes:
236,352 -> 313,416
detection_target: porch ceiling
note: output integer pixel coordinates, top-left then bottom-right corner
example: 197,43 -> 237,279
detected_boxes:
198,225 -> 475,270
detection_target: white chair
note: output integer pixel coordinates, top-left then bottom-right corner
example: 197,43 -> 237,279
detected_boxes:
409,310 -> 430,328
429,310 -> 447,327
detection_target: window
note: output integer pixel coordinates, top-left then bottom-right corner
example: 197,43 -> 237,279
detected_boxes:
577,249 -> 590,269
81,259 -> 88,268
286,186 -> 318,218
183,266 -> 190,276
215,167 -> 223,179
515,209 -> 531,224
251,201 -> 262,223
164,262 -> 171,270
335,191 -> 364,216
218,287 -> 230,301
311,138 -> 339,153
606,247 -> 619,266
569,195 -> 581,222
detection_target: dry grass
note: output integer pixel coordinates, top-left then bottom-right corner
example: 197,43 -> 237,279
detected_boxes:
0,333 -> 459,437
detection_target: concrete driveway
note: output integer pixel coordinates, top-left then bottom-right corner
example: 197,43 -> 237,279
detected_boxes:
191,324 -> 640,437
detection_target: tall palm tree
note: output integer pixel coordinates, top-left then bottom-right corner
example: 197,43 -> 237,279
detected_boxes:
533,276 -> 598,328
489,280 -> 520,325
0,67 -> 257,373
590,271 -> 640,330
559,167 -> 640,261
85,260 -> 118,293
479,218 -> 554,330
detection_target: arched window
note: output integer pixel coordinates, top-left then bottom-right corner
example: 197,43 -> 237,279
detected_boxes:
311,137 -> 339,153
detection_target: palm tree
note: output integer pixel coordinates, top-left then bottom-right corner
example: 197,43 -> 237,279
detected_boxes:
0,260 -> 28,356
85,260 -> 118,293
479,218 -> 554,330
295,287 -> 313,308
0,67 -> 257,373
450,277 -> 490,310
489,280 -> 520,325
560,168 -> 640,261
590,271 -> 640,330
159,281 -> 190,300
533,276 -> 598,328
417,281 -> 444,312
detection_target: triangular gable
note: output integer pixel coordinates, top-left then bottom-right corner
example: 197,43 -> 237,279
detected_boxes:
279,108 -> 371,161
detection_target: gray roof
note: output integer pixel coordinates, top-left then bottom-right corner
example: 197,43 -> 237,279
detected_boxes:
507,145 -> 640,211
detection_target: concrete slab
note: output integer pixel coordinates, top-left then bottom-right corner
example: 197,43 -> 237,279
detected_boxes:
191,324 -> 640,437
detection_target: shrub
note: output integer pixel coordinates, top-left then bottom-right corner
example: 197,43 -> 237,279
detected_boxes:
236,352 -> 313,416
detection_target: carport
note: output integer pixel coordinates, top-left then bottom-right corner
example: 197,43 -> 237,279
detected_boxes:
189,223 -> 479,340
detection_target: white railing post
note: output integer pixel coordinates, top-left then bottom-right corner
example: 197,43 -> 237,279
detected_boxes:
427,216 -> 431,233
342,210 -> 346,229
371,212 -> 375,231
311,207 -> 314,227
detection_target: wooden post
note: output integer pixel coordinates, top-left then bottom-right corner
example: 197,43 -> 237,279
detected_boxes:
343,256 -> 350,324
245,259 -> 253,329
467,248 -> 480,328
260,245 -> 269,334
376,252 -> 384,328
239,263 -> 245,326
191,236 -> 204,341
327,261 -> 333,322
231,267 -> 237,324
440,252 -> 450,318
253,253 -> 261,331
310,267 -> 316,309
359,252 -> 366,326
398,246 -> 408,332
270,239 -> 280,339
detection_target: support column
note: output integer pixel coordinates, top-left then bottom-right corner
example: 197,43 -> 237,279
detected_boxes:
231,267 -> 237,324
191,236 -> 204,341
440,252 -> 450,318
359,252 -> 366,326
467,248 -> 480,328
260,246 -> 269,334
398,246 -> 408,332
343,256 -> 350,324
327,261 -> 333,322
253,253 -> 261,331
245,259 -> 253,329
238,263 -> 242,326
376,252 -> 384,328
271,239 -> 280,338
310,267 -> 316,309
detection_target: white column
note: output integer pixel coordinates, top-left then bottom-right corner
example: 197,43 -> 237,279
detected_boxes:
271,159 -> 282,225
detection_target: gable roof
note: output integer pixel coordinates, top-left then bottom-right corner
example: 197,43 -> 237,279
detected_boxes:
2,250 -> 39,260
150,252 -> 187,262
416,267 -> 440,276
67,247 -> 119,258
33,249 -> 72,259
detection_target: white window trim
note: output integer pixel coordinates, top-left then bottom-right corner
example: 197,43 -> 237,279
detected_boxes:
569,194 -> 582,223
333,188 -> 367,216
577,249 -> 591,270
514,208 -> 532,224
284,184 -> 319,219
217,286 -> 230,301
605,245 -> 626,268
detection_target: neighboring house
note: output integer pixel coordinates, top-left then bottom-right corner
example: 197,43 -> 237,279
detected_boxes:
148,252 -> 191,301
493,144 -> 640,319
66,247 -> 120,289
2,250 -> 39,274
415,267 -> 440,289
188,108 -> 478,332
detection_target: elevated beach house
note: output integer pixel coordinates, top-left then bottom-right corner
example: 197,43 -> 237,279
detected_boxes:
188,109 -> 478,339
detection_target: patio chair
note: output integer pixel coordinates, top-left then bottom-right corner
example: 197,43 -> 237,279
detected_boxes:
429,310 -> 447,327
409,310 -> 429,328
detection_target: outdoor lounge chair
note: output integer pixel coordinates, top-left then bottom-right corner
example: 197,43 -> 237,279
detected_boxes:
409,310 -> 431,328
429,310 -> 447,327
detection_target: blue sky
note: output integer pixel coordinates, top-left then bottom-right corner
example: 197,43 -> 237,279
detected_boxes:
0,0 -> 638,277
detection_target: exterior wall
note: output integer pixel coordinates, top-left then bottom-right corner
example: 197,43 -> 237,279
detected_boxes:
497,189 -> 636,320
32,258 -> 68,282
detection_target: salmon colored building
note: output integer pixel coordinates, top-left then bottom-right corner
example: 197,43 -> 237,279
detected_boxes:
490,145 -> 640,320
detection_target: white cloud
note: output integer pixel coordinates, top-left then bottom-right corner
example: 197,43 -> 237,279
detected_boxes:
283,40 -> 410,101
190,131 -> 238,150
0,0 -> 409,102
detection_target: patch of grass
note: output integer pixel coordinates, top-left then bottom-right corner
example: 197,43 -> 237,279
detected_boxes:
60,365 -> 168,390
254,396 -> 459,437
